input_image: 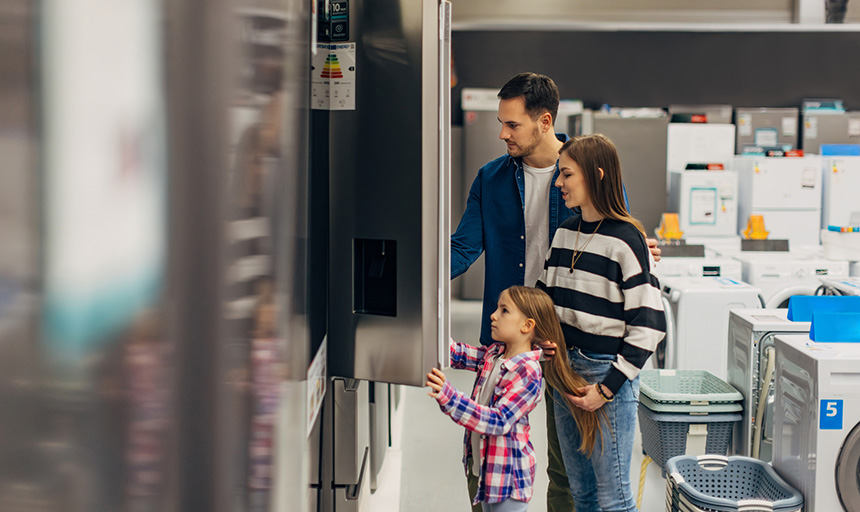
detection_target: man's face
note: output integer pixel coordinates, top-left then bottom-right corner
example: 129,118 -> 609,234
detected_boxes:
498,97 -> 544,159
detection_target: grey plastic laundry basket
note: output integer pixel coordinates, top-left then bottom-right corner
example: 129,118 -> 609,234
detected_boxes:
640,369 -> 743,409
640,393 -> 742,414
638,405 -> 740,475
665,455 -> 803,512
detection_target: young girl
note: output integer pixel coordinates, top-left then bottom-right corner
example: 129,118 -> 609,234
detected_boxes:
537,134 -> 666,512
427,285 -> 602,512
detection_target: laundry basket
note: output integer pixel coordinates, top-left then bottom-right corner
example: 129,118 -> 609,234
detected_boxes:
638,370 -> 743,476
665,455 -> 803,512
638,406 -> 740,475
640,369 -> 743,413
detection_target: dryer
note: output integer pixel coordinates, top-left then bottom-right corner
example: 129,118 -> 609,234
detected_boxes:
726,309 -> 811,462
820,276 -> 860,296
660,276 -> 761,380
730,251 -> 849,308
652,256 -> 742,281
773,334 -> 860,512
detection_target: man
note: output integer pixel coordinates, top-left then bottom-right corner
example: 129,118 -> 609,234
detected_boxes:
451,72 -> 661,512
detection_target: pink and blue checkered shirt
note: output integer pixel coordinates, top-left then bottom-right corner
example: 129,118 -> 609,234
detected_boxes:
435,340 -> 543,505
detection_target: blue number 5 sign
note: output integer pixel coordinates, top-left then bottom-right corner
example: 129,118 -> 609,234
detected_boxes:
820,399 -> 843,430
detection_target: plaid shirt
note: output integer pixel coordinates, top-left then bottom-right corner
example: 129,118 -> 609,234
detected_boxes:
436,340 -> 543,505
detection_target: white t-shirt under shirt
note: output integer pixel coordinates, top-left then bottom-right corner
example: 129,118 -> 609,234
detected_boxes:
523,163 -> 557,287
471,355 -> 505,476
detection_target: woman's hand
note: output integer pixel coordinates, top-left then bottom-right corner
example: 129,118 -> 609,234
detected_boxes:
426,367 -> 447,398
536,339 -> 558,358
566,383 -> 613,412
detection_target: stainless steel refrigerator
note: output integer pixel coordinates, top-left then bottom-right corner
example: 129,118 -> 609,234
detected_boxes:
312,0 -> 452,509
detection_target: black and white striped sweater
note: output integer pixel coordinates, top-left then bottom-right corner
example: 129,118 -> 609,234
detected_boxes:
537,214 -> 666,395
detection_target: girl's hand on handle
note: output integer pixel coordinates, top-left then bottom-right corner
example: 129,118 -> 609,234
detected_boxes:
566,383 -> 611,412
426,367 -> 447,398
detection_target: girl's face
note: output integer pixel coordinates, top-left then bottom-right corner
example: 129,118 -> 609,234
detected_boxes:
555,152 -> 593,211
489,291 -> 529,343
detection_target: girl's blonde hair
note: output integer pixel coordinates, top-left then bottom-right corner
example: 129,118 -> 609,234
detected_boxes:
559,134 -> 646,236
503,285 -> 606,455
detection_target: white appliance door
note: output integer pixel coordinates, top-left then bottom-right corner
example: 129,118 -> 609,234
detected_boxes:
751,157 -> 822,210
750,210 -> 822,247
823,157 -> 860,227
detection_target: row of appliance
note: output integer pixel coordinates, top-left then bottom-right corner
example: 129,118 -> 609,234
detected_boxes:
654,265 -> 860,511
669,154 -> 860,249
725,300 -> 860,512
656,281 -> 860,511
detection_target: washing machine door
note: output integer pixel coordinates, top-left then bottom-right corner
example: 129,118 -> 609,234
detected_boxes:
765,284 -> 819,309
836,422 -> 860,512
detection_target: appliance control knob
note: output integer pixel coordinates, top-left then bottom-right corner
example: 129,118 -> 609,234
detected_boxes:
688,265 -> 697,276
796,268 -> 808,277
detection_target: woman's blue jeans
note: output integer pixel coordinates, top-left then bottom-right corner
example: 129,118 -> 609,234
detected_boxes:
552,348 -> 639,512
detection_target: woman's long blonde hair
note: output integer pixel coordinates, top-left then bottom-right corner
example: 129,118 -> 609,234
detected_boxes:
504,286 -> 607,455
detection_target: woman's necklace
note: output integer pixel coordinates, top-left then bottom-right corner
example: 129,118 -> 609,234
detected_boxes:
570,218 -> 604,273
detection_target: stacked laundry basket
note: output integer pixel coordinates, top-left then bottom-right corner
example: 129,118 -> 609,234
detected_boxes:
665,455 -> 803,512
638,369 -> 743,475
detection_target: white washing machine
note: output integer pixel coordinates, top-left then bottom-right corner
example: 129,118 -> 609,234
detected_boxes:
726,309 -> 811,463
653,256 -> 742,281
820,276 -> 860,296
660,276 -> 761,380
730,251 -> 849,308
773,334 -> 860,512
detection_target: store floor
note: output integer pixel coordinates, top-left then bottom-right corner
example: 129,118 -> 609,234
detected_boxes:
390,300 -> 666,512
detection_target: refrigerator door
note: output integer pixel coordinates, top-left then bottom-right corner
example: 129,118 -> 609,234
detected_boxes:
823,157 -> 860,227
327,0 -> 450,386
747,210 -> 822,247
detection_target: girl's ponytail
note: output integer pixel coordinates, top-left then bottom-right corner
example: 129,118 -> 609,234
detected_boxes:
504,286 -> 607,455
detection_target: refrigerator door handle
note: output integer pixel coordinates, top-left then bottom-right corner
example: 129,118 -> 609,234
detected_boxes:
437,0 -> 452,369
345,447 -> 370,500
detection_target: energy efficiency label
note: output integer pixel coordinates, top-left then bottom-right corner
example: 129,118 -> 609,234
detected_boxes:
312,43 -> 355,110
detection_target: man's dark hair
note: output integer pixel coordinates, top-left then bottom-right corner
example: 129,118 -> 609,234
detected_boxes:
498,72 -> 559,124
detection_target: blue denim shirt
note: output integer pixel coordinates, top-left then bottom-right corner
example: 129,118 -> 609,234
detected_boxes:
451,133 -> 629,346
451,133 -> 572,346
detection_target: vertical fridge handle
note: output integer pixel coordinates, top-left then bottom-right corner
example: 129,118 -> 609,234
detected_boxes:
437,0 -> 452,369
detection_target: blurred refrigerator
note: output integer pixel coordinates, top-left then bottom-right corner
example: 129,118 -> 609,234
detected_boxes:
588,113 -> 670,236
802,111 -> 860,154
735,156 -> 823,247
735,107 -> 799,153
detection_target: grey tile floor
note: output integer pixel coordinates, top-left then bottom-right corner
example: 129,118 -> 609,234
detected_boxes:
398,300 -> 666,512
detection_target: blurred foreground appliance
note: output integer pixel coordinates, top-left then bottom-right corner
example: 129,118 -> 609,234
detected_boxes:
588,113 -> 669,236
734,107 -> 799,153
734,155 -> 822,248
660,276 -> 761,380
773,334 -> 860,512
668,170 -> 738,238
726,309 -> 811,462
